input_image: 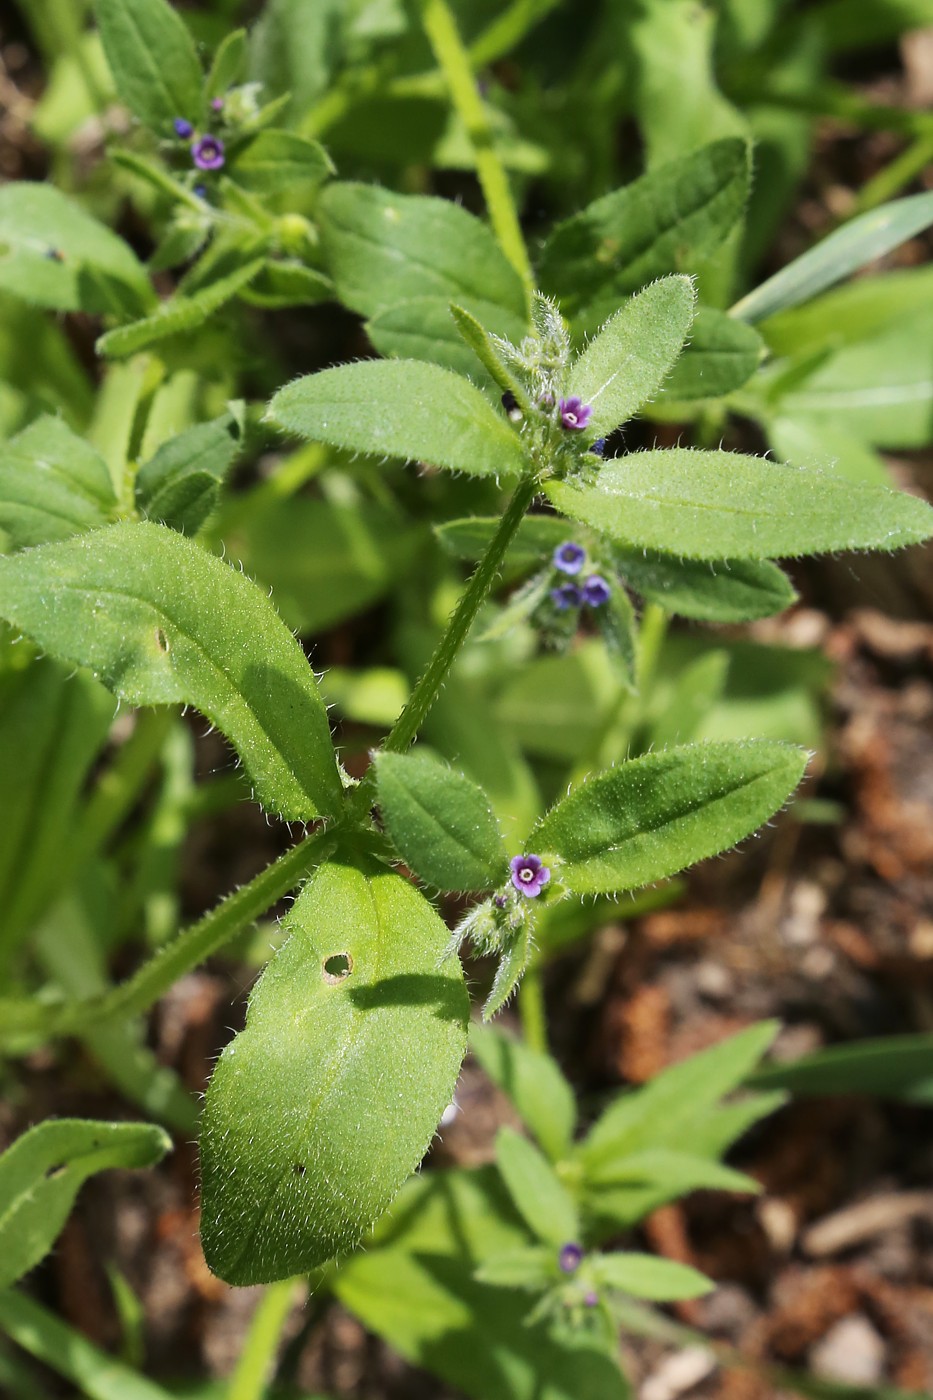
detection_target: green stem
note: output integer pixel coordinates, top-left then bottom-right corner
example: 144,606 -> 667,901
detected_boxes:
518,962 -> 548,1054
383,475 -> 538,758
227,1280 -> 303,1400
58,824 -> 337,1035
853,129 -> 933,214
418,0 -> 535,305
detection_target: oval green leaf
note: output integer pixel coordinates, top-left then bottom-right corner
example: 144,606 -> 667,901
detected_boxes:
612,547 -> 797,621
495,1127 -> 580,1247
199,860 -> 469,1284
269,359 -> 529,478
591,1252 -> 712,1300
660,306 -> 763,400
95,0 -> 203,133
546,448 -> 933,560
533,740 -> 807,895
568,276 -> 696,438
376,750 -> 507,893
0,521 -> 342,819
0,1118 -> 170,1289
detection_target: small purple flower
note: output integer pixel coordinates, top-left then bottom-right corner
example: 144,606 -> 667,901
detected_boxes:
493,893 -> 508,909
590,437 -> 606,457
211,96 -> 225,112
509,854 -> 550,898
553,541 -> 586,576
559,1242 -> 583,1274
582,575 -> 611,608
193,184 -> 208,200
550,582 -> 581,611
173,116 -> 194,139
584,1290 -> 599,1307
558,396 -> 592,431
192,134 -> 225,171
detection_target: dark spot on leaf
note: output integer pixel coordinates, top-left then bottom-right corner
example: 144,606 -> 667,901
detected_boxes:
292,1162 -> 306,1176
155,627 -> 170,654
323,952 -> 352,983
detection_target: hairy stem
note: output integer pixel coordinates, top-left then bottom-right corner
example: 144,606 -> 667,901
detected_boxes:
518,963 -> 548,1054
57,825 -> 337,1035
418,0 -> 535,305
383,474 -> 538,757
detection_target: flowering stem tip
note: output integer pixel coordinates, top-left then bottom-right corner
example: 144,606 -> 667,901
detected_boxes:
558,396 -> 592,431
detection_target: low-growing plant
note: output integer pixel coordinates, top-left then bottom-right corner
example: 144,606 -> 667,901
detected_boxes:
2,0 -> 933,1396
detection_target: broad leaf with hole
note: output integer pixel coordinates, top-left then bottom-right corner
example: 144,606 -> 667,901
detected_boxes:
538,139 -> 749,333
547,449 -> 933,559
0,1118 -> 170,1289
135,413 -> 242,535
0,522 -> 342,819
199,860 -> 469,1284
567,277 -> 696,439
533,741 -> 807,896
95,0 -> 203,133
0,416 -> 116,549
375,750 -> 507,893
0,182 -> 154,317
269,360 -> 529,478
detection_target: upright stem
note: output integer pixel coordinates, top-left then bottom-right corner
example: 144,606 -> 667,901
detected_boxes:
227,1280 -> 303,1400
59,824 -> 337,1034
518,963 -> 548,1054
383,475 -> 539,757
418,0 -> 535,306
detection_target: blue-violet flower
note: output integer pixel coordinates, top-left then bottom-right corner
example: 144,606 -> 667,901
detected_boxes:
174,117 -> 194,139
558,395 -> 592,431
559,1242 -> 583,1274
590,437 -> 606,456
582,574 -> 611,608
509,854 -> 550,898
551,582 -> 581,611
192,134 -> 225,171
553,541 -> 586,575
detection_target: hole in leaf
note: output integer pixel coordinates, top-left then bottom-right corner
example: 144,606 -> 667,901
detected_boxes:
323,952 -> 352,983
45,1164 -> 67,1179
154,627 -> 170,654
292,1162 -> 306,1177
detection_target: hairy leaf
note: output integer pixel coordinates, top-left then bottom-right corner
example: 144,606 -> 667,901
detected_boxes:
0,1118 -> 170,1289
613,548 -> 797,622
317,182 -> 526,324
269,359 -> 529,478
533,741 -> 807,895
660,306 -> 762,400
495,1128 -> 580,1246
0,416 -> 116,549
136,414 -> 242,535
96,260 -> 263,358
538,139 -> 749,331
568,277 -> 696,438
230,130 -> 334,192
470,1023 -> 577,1163
200,860 -> 469,1284
95,0 -> 202,132
367,297 -> 527,387
592,1252 -> 712,1300
0,182 -> 153,316
375,750 -> 507,893
335,1168 -> 627,1400
547,448 -> 933,559
0,522 -> 341,819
